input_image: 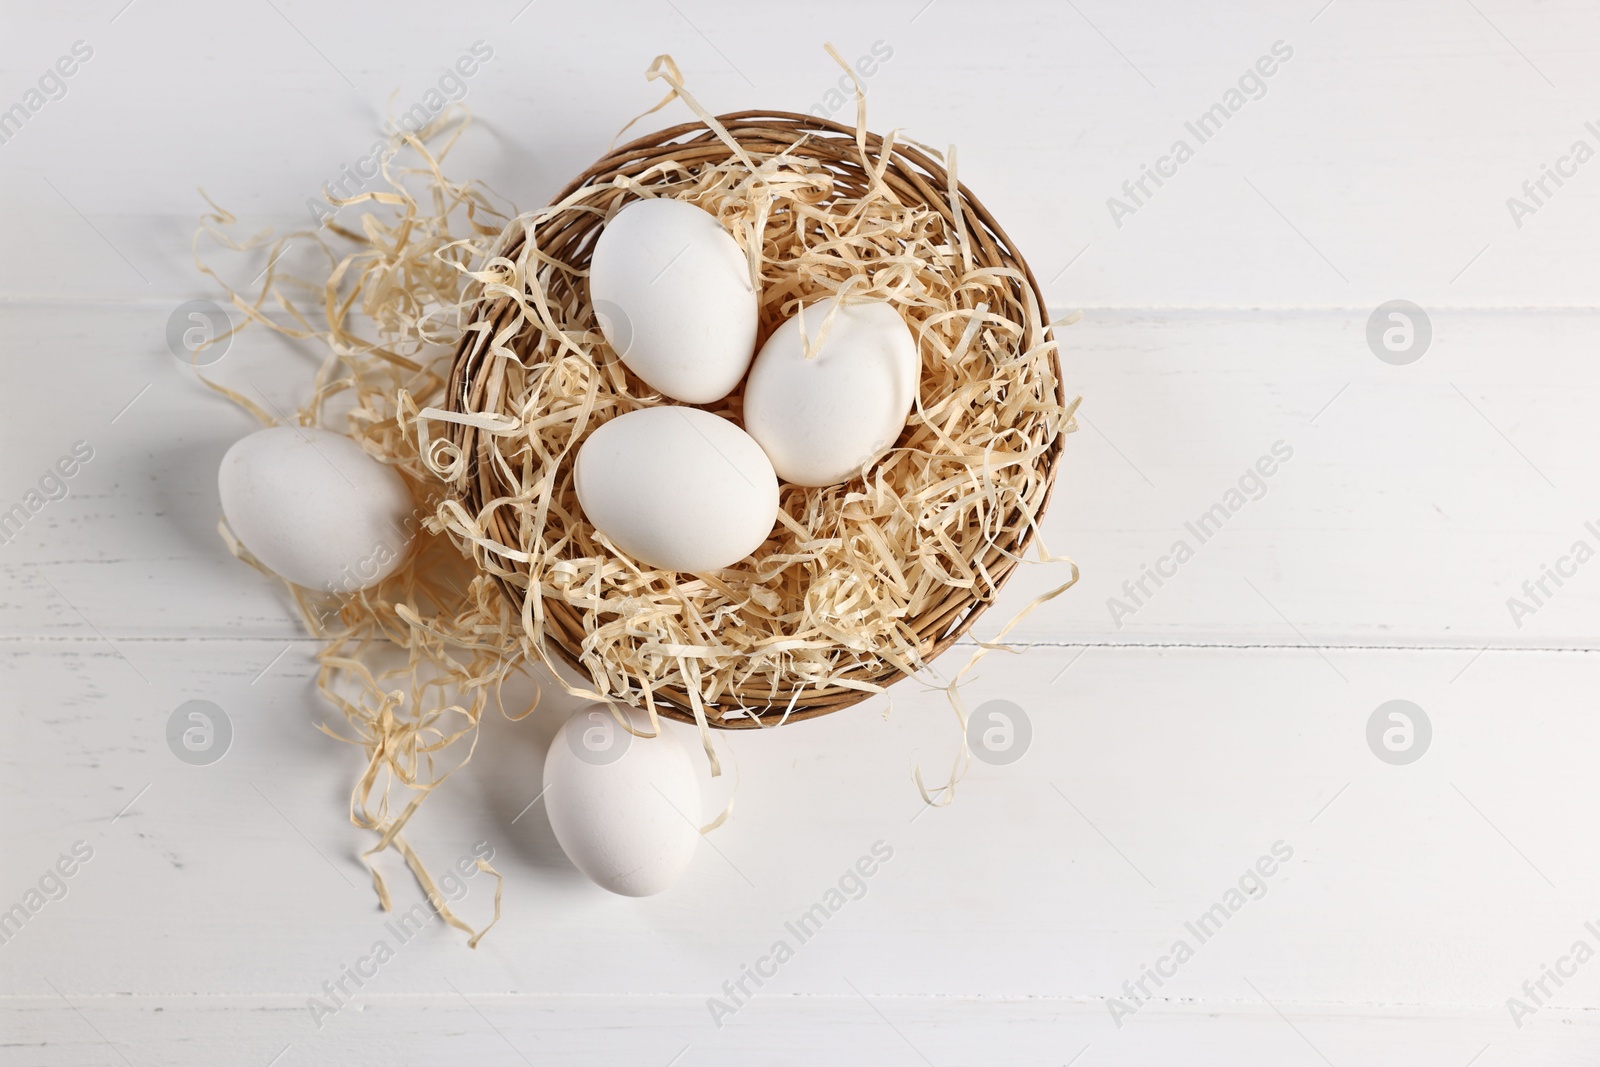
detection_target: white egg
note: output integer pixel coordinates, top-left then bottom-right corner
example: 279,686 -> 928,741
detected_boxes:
218,427 -> 415,592
589,198 -> 758,404
742,300 -> 921,487
543,704 -> 701,897
574,407 -> 778,572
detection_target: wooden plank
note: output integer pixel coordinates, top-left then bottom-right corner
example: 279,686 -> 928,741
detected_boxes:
0,1 -> 1598,307
2,305 -> 1595,649
3,641 -> 1596,1025
4,995 -> 1593,1067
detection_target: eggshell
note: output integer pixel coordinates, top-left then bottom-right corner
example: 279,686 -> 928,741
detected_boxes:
218,427 -> 414,592
589,198 -> 758,404
742,300 -> 921,487
543,704 -> 700,897
574,407 -> 778,572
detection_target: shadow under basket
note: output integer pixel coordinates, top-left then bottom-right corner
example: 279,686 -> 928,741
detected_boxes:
444,110 -> 1068,730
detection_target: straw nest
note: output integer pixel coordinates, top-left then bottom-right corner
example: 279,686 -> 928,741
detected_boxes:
194,55 -> 1077,936
433,76 -> 1075,735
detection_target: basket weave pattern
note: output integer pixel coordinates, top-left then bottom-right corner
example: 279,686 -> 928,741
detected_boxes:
446,111 -> 1065,728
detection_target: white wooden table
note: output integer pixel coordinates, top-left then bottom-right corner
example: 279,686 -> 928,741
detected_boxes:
4,1 -> 1600,1063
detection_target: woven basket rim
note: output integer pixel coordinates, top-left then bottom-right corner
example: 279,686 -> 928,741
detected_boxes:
446,110 -> 1067,729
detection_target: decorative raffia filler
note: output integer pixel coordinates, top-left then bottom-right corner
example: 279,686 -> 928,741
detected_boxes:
196,51 -> 1078,940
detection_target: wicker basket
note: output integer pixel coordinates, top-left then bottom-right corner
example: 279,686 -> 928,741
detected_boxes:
445,110 -> 1065,729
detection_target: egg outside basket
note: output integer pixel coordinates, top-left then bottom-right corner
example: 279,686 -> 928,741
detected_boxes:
443,109 -> 1070,731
